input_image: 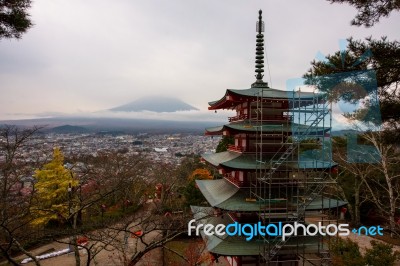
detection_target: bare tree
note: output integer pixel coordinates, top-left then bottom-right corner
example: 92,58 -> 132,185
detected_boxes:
163,239 -> 212,266
359,131 -> 400,236
0,125 -> 42,265
39,151 -> 189,266
56,200 -> 189,266
54,151 -> 150,265
127,208 -> 189,265
332,136 -> 372,225
0,140 -> 196,265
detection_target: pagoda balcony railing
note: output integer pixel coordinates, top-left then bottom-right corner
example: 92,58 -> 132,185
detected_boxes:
227,144 -> 245,153
228,114 -> 292,122
228,145 -> 292,154
224,173 -> 249,187
228,114 -> 248,122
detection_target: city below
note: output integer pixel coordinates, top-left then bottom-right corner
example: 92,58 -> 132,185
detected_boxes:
4,129 -> 221,166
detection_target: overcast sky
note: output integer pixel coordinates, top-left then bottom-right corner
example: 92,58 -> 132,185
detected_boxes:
1,0 -> 399,121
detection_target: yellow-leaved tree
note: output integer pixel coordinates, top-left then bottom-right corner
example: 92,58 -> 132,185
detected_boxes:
184,168 -> 213,206
31,147 -> 78,226
188,168 -> 213,181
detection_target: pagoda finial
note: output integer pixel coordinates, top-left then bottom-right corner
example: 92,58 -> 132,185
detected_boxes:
251,9 -> 268,88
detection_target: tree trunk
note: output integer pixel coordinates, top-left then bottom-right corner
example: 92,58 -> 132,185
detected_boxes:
0,246 -> 21,266
354,179 -> 361,226
383,153 -> 396,238
129,250 -> 146,266
85,246 -> 92,266
388,183 -> 396,238
73,213 -> 81,266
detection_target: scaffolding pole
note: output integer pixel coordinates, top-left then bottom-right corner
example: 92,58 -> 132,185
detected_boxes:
251,88 -> 335,265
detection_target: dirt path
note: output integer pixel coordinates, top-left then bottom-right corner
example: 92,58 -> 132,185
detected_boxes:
10,200 -> 163,266
343,232 -> 400,254
341,227 -> 400,266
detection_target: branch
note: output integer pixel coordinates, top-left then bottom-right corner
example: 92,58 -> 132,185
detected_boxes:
162,245 -> 189,264
13,238 -> 41,266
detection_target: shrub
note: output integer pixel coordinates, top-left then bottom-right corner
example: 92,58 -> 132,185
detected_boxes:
364,240 -> 400,266
330,237 -> 364,266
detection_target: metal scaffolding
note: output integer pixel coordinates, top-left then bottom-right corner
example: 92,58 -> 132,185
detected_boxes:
250,87 -> 336,265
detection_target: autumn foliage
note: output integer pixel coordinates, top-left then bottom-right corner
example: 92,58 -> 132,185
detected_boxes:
31,147 -> 78,226
188,169 -> 213,181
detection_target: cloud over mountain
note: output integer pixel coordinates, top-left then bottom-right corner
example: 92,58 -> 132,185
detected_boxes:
109,96 -> 199,113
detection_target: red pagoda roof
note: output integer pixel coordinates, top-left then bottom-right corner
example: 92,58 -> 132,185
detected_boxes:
208,87 -> 317,110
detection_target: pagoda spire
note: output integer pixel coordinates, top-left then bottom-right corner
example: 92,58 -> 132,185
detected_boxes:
251,10 -> 268,88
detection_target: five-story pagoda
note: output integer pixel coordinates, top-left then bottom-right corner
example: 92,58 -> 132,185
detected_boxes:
191,10 -> 344,266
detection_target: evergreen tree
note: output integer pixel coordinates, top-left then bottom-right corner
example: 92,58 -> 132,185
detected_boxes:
330,237 -> 365,266
303,37 -> 400,139
0,0 -> 32,39
328,0 -> 400,27
215,136 -> 234,153
364,240 -> 400,266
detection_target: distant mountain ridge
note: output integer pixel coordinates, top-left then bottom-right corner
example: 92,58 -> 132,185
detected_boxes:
0,117 -> 220,134
50,125 -> 90,133
331,129 -> 359,136
110,96 -> 199,112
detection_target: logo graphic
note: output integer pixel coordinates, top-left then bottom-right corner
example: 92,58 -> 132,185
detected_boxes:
188,220 -> 383,241
286,40 -> 382,163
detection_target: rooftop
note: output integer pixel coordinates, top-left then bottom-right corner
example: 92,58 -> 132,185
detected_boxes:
196,179 -> 346,212
202,151 -> 336,170
208,87 -> 319,110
